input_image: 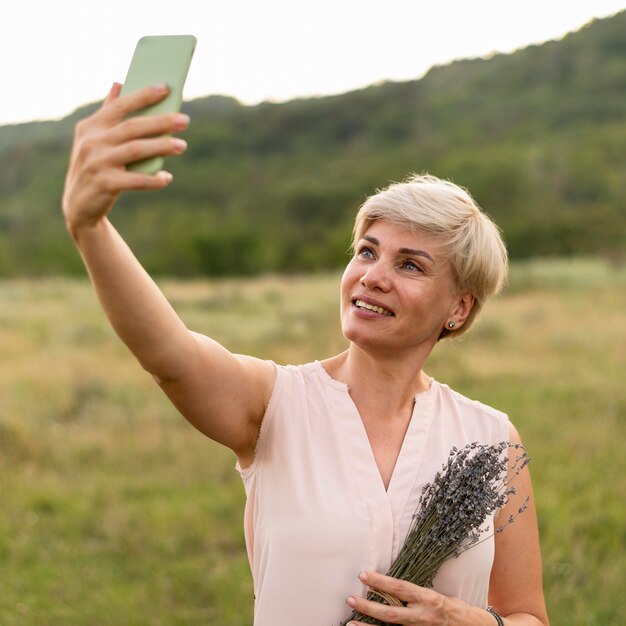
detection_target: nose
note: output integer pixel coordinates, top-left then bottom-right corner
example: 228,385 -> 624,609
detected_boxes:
360,261 -> 392,292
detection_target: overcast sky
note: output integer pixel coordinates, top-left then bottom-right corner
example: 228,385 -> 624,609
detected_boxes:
1,0 -> 624,126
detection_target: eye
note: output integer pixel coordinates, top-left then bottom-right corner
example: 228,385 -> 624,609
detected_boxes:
399,259 -> 424,273
400,259 -> 422,272
357,246 -> 375,260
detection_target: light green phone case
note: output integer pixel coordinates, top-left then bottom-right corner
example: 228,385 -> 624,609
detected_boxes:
120,35 -> 196,174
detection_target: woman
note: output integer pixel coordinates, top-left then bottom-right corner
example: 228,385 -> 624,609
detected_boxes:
63,83 -> 549,626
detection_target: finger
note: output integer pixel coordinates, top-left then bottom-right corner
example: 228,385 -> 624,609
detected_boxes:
127,169 -> 174,190
107,136 -> 187,167
110,112 -> 190,144
358,571 -> 423,604
104,82 -> 123,105
106,169 -> 174,192
346,595 -> 409,625
102,83 -> 170,122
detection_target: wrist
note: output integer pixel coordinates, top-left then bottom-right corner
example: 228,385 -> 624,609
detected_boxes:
443,598 -> 505,626
442,595 -> 469,625
65,215 -> 108,242
486,606 -> 505,626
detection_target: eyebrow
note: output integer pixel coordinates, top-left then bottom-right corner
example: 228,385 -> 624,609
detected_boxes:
362,235 -> 435,263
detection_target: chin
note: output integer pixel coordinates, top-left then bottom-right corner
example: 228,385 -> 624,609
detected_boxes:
342,323 -> 392,352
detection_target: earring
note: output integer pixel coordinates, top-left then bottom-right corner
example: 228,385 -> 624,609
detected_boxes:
447,321 -> 456,329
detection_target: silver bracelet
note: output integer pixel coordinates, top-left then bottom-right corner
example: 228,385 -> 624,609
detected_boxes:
486,606 -> 505,626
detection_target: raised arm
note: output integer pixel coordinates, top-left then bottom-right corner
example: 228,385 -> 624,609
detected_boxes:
62,83 -> 274,465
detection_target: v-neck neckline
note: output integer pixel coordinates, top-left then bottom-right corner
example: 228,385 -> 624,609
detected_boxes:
311,360 -> 437,565
347,381 -> 434,497
312,360 -> 436,495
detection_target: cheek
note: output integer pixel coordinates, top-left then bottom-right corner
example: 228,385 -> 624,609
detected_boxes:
340,262 -> 357,294
339,281 -> 350,315
339,263 -> 359,315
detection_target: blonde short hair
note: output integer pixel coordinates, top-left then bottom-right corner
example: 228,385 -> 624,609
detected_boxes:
352,174 -> 508,339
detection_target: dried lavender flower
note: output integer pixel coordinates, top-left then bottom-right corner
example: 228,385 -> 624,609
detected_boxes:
342,441 -> 530,626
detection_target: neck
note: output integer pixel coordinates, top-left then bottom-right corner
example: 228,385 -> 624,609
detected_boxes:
323,344 -> 432,416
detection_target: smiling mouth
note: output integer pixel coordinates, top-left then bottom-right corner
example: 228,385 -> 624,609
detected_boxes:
354,299 -> 395,316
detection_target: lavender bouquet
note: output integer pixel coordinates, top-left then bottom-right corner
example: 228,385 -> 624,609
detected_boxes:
343,441 -> 530,626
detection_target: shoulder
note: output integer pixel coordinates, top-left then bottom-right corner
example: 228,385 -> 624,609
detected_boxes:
431,380 -> 510,442
436,380 -> 508,421
235,360 -> 329,478
263,359 -> 338,389
242,359 -> 326,423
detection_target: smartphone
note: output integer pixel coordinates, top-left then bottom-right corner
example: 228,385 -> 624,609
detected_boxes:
120,35 -> 196,174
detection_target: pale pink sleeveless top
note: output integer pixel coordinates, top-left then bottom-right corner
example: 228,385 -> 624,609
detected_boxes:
236,361 -> 509,626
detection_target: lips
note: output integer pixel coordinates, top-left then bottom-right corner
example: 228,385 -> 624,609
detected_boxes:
353,298 -> 394,316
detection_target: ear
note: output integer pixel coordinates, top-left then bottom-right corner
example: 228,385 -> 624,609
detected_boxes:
448,292 -> 475,329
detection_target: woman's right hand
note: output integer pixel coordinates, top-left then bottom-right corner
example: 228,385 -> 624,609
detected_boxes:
62,82 -> 189,236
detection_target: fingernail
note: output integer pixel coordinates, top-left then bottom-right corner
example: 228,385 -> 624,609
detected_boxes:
154,83 -> 169,93
358,571 -> 368,582
346,596 -> 357,608
172,138 -> 187,152
173,113 -> 190,129
157,171 -> 173,183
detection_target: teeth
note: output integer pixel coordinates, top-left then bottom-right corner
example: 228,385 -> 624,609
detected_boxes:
355,299 -> 393,316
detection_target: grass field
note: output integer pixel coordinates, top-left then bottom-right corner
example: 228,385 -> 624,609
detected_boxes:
1,258 -> 625,625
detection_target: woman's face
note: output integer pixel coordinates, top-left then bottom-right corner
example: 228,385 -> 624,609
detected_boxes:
340,220 -> 470,356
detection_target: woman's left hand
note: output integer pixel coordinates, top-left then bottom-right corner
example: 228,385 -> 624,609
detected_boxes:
346,571 -> 451,626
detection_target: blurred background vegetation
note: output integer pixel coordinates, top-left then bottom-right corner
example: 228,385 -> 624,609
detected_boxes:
0,11 -> 624,277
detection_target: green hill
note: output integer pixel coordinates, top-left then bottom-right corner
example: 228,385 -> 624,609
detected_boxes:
1,11 -> 624,277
